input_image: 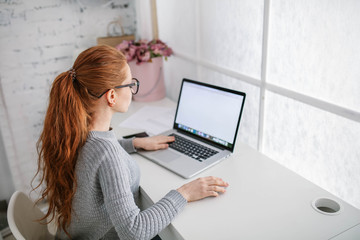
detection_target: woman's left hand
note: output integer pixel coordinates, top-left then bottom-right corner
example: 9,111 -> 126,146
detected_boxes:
133,135 -> 175,151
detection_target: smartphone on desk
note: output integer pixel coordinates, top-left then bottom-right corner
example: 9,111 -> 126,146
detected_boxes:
122,132 -> 149,139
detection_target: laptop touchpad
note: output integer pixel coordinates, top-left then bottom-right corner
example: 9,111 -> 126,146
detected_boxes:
153,150 -> 181,163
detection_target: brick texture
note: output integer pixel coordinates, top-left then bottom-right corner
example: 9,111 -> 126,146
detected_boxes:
0,0 -> 136,195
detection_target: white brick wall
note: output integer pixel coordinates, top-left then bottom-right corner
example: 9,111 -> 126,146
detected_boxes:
0,0 -> 136,197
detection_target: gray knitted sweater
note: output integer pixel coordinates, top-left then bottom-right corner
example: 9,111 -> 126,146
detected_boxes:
56,130 -> 187,240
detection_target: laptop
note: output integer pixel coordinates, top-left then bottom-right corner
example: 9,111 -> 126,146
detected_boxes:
138,78 -> 246,179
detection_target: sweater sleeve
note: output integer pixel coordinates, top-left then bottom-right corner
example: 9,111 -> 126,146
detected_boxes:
98,145 -> 187,240
118,138 -> 137,153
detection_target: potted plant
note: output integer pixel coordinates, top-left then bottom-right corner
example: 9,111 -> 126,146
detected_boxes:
116,39 -> 173,101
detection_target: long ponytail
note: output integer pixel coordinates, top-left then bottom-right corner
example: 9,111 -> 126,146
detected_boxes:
33,45 -> 128,237
34,70 -> 89,237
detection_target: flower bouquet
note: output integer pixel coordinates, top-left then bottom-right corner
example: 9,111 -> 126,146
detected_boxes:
116,39 -> 173,64
115,39 -> 173,102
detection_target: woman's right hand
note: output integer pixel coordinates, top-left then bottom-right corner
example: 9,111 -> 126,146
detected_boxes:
176,176 -> 229,202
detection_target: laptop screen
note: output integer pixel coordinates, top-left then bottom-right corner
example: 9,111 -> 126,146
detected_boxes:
173,79 -> 246,152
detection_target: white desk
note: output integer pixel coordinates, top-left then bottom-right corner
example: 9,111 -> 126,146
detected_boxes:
112,98 -> 360,240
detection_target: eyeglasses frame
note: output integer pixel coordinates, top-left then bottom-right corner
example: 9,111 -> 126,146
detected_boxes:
91,78 -> 140,99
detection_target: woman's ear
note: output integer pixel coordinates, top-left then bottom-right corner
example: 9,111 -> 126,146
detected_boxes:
106,89 -> 116,107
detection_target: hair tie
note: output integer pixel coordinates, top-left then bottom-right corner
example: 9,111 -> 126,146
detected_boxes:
68,68 -> 77,82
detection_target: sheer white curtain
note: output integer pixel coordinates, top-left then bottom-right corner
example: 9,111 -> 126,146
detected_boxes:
135,0 -> 154,40
156,0 -> 360,209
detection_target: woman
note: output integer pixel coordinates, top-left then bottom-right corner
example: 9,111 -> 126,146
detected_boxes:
34,45 -> 229,239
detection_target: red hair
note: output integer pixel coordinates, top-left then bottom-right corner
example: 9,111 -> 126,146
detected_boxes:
32,45 -> 128,237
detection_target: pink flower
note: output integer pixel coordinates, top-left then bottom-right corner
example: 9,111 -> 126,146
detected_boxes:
116,40 -> 131,51
150,43 -> 166,55
162,47 -> 173,57
116,40 -> 137,61
125,45 -> 137,61
135,44 -> 151,64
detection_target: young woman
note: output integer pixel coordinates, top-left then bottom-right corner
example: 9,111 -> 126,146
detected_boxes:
34,45 -> 229,239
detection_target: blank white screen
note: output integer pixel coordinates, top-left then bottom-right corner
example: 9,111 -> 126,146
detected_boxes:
175,81 -> 244,143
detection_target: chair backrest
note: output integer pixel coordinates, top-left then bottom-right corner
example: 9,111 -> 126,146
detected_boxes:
7,191 -> 54,240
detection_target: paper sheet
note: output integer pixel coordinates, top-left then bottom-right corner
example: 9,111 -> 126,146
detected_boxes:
119,106 -> 176,135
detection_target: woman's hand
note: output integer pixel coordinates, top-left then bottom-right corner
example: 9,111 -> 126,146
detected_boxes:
133,135 -> 175,151
177,176 -> 229,202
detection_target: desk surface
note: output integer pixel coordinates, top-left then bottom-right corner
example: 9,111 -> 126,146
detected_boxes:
112,98 -> 360,240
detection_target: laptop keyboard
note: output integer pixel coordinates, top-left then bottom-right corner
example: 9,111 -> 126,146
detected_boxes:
168,134 -> 218,162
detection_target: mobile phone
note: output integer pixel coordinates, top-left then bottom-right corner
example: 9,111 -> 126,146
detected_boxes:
122,132 -> 149,139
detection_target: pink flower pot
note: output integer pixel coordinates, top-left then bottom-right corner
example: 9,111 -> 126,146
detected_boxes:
128,57 -> 166,102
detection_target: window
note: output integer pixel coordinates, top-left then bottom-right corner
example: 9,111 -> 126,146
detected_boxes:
157,0 -> 360,209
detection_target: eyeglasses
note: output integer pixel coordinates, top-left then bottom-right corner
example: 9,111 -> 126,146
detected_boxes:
90,78 -> 140,99
115,78 -> 139,95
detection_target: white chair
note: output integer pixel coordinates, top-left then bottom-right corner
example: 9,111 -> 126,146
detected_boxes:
7,191 -> 55,240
